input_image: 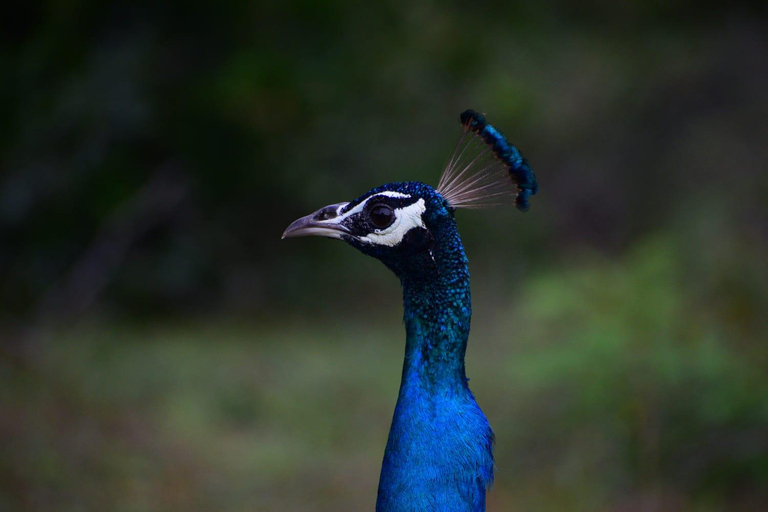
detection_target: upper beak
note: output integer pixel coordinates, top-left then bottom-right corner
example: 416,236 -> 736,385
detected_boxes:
282,202 -> 350,239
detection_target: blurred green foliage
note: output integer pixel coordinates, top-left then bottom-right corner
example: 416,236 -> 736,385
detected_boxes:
2,0 -> 768,510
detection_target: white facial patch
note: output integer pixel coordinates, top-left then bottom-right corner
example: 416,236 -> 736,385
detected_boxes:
359,198 -> 427,247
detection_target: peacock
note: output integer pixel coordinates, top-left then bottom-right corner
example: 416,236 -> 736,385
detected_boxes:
282,110 -> 537,511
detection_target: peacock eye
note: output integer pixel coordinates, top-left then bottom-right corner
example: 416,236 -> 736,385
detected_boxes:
370,204 -> 395,229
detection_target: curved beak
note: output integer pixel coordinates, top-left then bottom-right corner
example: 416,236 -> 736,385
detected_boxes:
282,202 -> 350,240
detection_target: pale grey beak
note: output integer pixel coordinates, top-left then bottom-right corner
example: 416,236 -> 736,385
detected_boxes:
282,202 -> 350,239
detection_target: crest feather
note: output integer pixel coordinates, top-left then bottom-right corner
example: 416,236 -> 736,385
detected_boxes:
437,110 -> 537,211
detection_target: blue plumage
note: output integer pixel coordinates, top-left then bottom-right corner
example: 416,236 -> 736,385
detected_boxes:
282,111 -> 536,511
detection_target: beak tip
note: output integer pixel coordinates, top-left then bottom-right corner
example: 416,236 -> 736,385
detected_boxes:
281,222 -> 301,240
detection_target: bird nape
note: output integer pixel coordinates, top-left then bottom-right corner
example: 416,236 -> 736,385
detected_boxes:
282,110 -> 537,512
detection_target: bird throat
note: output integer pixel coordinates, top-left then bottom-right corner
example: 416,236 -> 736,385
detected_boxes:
398,219 -> 472,387
401,268 -> 471,388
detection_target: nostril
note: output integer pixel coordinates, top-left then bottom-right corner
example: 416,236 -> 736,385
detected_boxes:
315,206 -> 338,221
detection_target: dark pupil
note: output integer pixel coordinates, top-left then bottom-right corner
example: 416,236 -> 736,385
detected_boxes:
370,205 -> 394,229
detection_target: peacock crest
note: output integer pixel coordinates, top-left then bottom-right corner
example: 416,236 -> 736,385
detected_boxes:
437,109 -> 537,211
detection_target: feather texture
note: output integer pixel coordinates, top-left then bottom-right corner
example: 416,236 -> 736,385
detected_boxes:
437,110 -> 537,212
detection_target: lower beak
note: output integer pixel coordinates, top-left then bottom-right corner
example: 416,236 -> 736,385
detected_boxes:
282,202 -> 350,239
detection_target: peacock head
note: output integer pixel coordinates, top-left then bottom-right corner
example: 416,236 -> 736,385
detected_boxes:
282,110 -> 537,280
282,182 -> 456,279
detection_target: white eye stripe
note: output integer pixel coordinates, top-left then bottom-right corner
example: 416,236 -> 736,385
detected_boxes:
376,191 -> 412,199
335,192 -> 413,223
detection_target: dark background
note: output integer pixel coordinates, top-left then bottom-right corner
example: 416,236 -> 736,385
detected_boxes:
2,1 -> 768,510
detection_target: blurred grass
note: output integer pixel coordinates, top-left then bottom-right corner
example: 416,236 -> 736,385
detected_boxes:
3,234 -> 767,511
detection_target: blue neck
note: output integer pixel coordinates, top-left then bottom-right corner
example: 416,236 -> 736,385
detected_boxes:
376,227 -> 494,512
401,264 -> 471,387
